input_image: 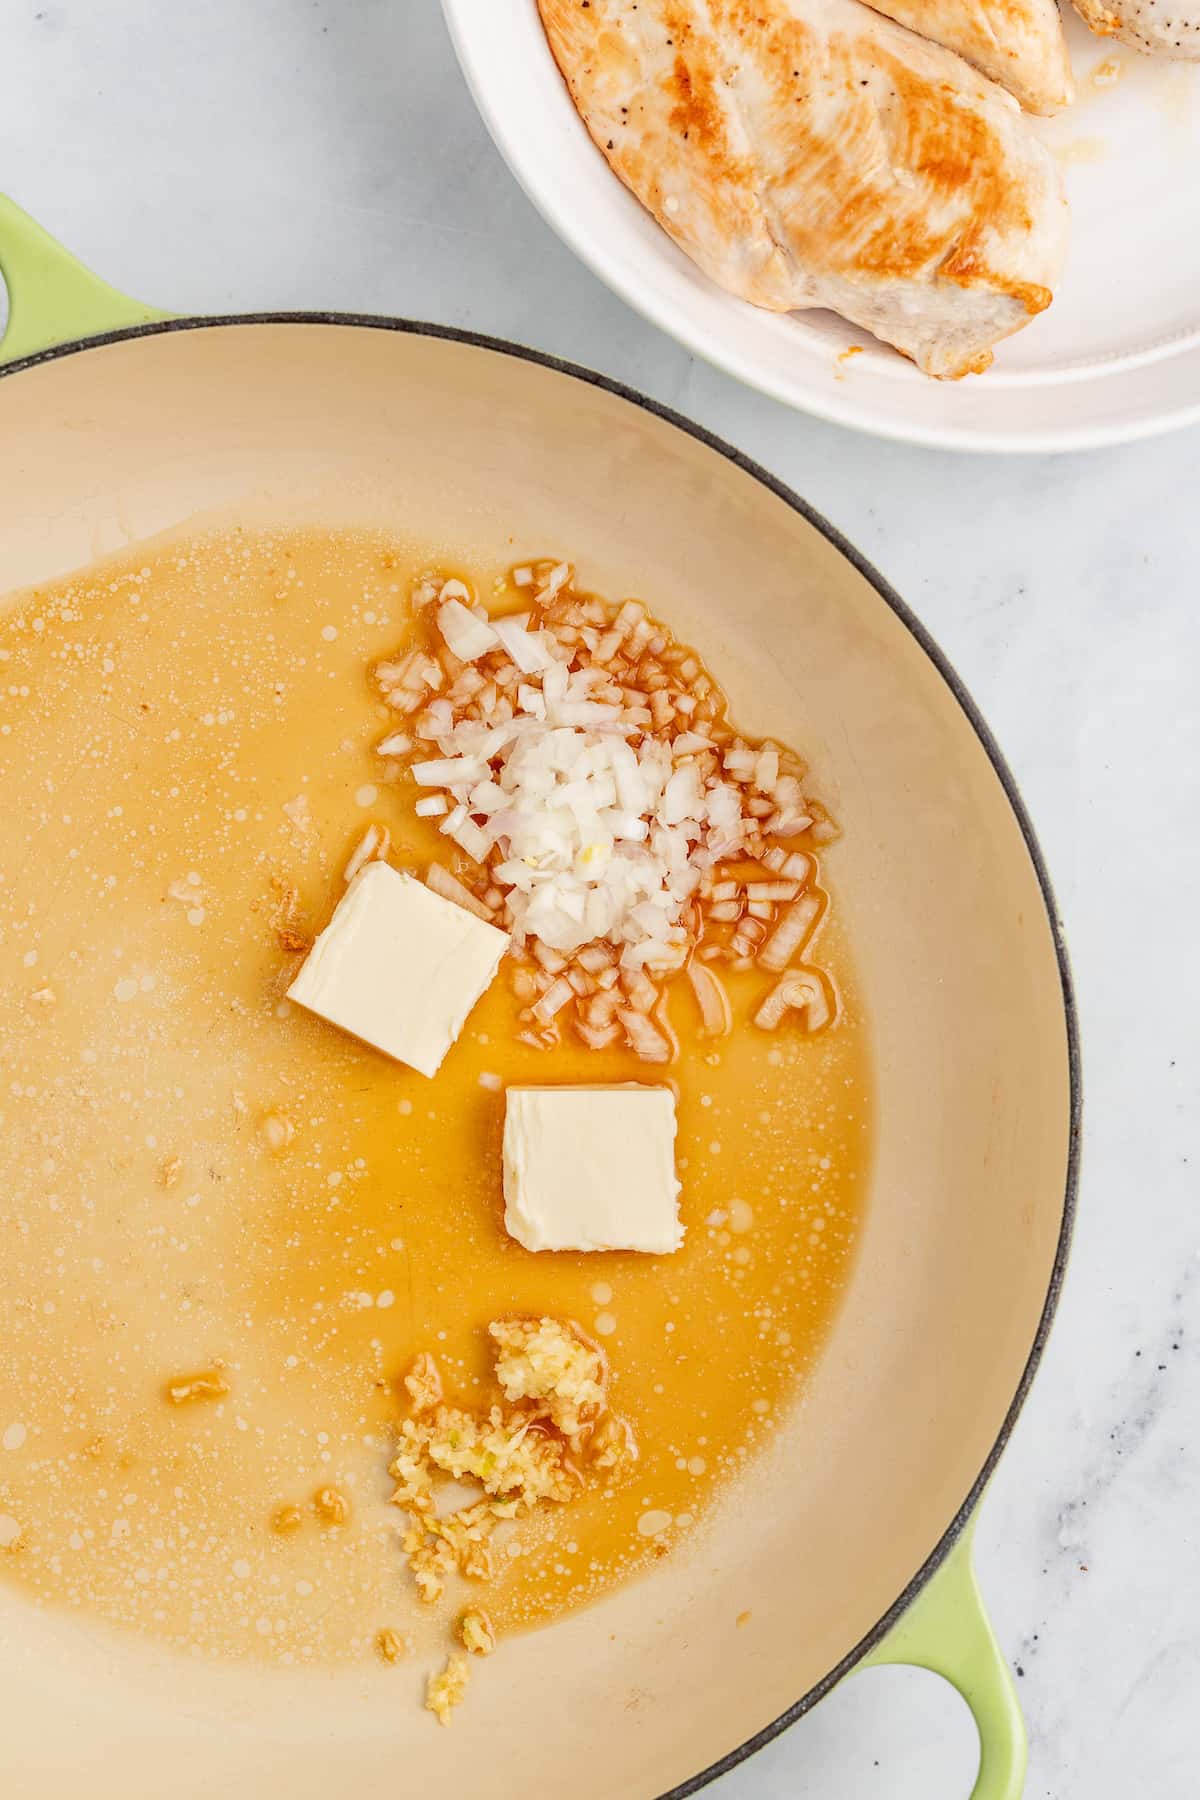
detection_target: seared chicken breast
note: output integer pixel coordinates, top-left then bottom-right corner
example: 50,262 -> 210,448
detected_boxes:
864,0 -> 1074,111
1073,0 -> 1200,55
539,0 -> 1068,378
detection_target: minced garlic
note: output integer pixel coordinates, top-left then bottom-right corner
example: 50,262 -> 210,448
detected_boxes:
586,1410 -> 639,1480
402,1515 -> 456,1606
391,1404 -> 574,1512
488,1316 -> 606,1439
403,1351 -> 443,1413
458,1608 -> 496,1656
428,1504 -> 496,1582
313,1486 -> 350,1526
390,1318 -> 637,1722
376,1627 -> 409,1664
426,1653 -> 469,1726
162,1367 -> 229,1406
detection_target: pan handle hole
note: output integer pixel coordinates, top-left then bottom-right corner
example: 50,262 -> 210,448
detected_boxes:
717,1664 -> 980,1796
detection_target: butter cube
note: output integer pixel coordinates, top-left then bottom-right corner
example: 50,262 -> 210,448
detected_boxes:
503,1085 -> 683,1254
287,863 -> 507,1078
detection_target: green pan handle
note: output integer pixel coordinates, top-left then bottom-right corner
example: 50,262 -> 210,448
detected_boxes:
0,194 -> 171,367
862,1521 -> 1027,1800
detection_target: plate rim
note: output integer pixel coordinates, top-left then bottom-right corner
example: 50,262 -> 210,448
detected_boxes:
0,311 -> 1082,1793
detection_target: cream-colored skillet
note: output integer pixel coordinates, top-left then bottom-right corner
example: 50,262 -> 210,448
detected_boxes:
0,199 -> 1078,1800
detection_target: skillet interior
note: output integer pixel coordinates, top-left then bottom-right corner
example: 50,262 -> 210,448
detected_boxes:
0,320 -> 1075,1799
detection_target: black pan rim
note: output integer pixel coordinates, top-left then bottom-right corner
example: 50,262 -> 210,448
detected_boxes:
0,311 -> 1081,1797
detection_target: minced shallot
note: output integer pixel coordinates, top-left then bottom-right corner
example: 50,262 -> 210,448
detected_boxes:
373,562 -> 839,1058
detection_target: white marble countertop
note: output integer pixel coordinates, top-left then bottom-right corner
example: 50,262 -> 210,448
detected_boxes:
2,4 -> 1197,1795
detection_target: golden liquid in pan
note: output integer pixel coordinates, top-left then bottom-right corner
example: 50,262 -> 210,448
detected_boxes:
0,529 -> 871,1665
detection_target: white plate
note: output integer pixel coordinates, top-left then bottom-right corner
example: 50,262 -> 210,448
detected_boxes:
441,1 -> 1200,452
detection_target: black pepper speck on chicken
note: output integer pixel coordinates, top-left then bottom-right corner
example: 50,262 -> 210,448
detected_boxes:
1074,0 -> 1200,55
